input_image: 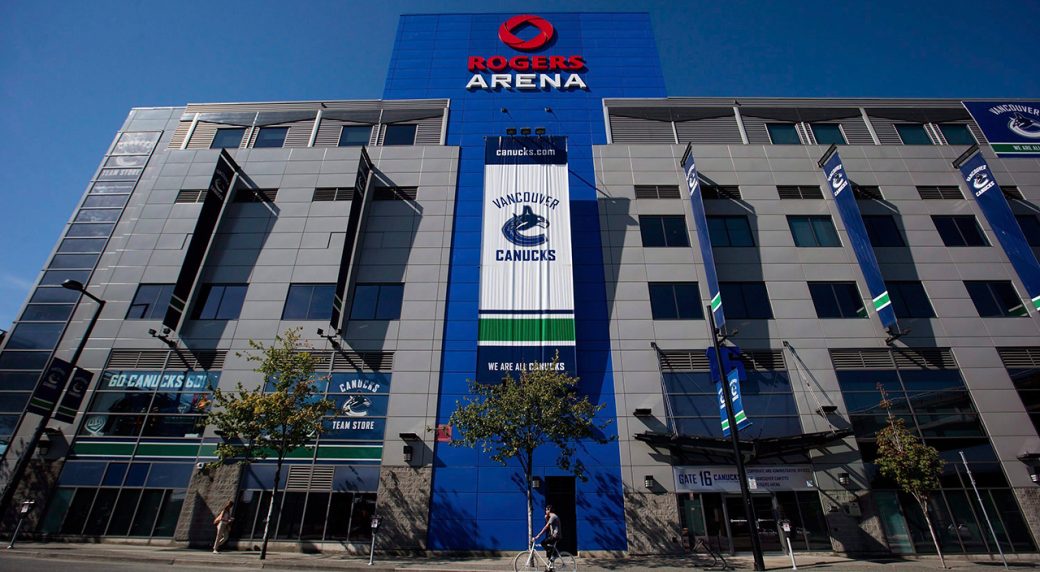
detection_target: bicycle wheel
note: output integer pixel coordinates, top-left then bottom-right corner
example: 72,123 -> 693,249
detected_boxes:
513,550 -> 544,572
553,551 -> 577,572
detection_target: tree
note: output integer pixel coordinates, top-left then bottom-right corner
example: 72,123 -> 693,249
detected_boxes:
875,385 -> 947,568
447,355 -> 614,543
206,328 -> 333,560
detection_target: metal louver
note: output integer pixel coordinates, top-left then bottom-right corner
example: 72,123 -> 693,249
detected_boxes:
916,186 -> 963,200
634,185 -> 682,199
105,349 -> 227,370
332,351 -> 393,371
106,350 -> 170,369
312,188 -> 354,201
175,190 -> 206,204
1002,186 -> 1024,201
303,351 -> 333,369
233,189 -> 278,203
777,185 -> 824,200
829,348 -> 956,370
852,185 -> 884,201
702,185 -> 742,200
286,465 -> 335,492
997,347 -> 1040,368
373,186 -> 418,201
657,349 -> 784,371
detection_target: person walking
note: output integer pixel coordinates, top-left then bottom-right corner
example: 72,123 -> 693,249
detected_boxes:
212,500 -> 234,553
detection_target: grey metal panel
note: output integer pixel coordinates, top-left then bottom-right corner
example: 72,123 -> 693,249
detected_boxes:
185,123 -> 218,149
414,115 -> 444,145
609,115 -> 675,144
835,115 -> 874,145
738,115 -> 775,144
169,121 -> 192,149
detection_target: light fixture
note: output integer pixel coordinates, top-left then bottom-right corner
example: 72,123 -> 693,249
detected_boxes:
37,432 -> 53,457
531,476 -> 542,489
534,127 -> 546,135
644,475 -> 654,489
148,326 -> 176,347
838,472 -> 851,487
633,408 -> 652,417
61,279 -> 86,292
403,445 -> 414,463
520,127 -> 532,135
1031,467 -> 1039,484
505,128 -> 517,136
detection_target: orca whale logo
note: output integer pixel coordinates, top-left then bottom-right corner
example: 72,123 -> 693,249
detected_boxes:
972,172 -> 991,190
1009,112 -> 1040,139
341,395 -> 373,417
502,205 -> 549,247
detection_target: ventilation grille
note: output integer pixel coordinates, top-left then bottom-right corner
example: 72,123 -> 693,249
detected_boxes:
175,190 -> 207,204
333,351 -> 393,371
830,348 -> 956,370
917,186 -> 963,200
997,347 -> 1040,368
702,185 -> 742,200
234,189 -> 277,203
742,350 -> 787,371
675,115 -> 743,144
836,117 -> 876,145
1002,186 -> 1024,201
313,187 -> 354,202
373,186 -> 418,201
609,115 -> 675,144
286,465 -> 335,492
777,185 -> 824,199
169,121 -> 193,149
106,349 -> 227,370
167,350 -> 227,370
634,185 -> 682,199
853,185 -> 884,201
658,349 -> 785,371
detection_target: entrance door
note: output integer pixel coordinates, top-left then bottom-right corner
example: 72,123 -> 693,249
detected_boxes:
724,495 -> 782,553
545,477 -> 577,554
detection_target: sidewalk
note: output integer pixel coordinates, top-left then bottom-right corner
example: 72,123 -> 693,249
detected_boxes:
3,542 -> 1038,571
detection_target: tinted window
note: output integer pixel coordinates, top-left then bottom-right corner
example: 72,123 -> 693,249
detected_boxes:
767,123 -> 800,144
788,215 -> 841,247
382,124 -> 416,146
339,126 -> 371,147
932,215 -> 988,247
127,284 -> 174,320
862,215 -> 906,247
706,215 -> 754,247
648,282 -> 703,320
5,323 -> 64,350
639,215 -> 689,247
210,128 -> 245,149
719,282 -> 772,319
808,282 -> 866,318
811,124 -> 846,145
350,284 -> 404,320
939,124 -> 976,145
896,124 -> 932,145
964,281 -> 1026,317
193,284 -> 247,320
282,283 -> 335,321
886,281 -> 935,319
1016,215 -> 1040,247
254,127 -> 288,148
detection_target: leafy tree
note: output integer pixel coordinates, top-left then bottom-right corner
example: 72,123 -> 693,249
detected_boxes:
206,328 -> 333,560
874,385 -> 946,568
447,355 -> 614,542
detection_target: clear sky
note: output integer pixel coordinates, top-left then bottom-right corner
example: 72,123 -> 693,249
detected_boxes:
1,0 -> 1037,329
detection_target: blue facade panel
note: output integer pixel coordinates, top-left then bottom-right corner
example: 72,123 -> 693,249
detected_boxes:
384,12 -> 666,551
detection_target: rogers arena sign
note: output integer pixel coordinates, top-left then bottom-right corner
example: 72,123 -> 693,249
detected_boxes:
466,14 -> 588,91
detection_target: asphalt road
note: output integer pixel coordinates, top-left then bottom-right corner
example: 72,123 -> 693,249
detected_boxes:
0,553 -> 255,572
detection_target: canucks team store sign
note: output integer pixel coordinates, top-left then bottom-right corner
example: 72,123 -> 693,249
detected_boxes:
477,136 -> 576,382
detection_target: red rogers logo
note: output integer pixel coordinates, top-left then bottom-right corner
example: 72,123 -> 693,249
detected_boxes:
498,14 -> 554,51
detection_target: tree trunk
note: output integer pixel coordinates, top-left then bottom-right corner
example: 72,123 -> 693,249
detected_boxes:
259,457 -> 283,560
525,448 -> 533,544
917,495 -> 947,569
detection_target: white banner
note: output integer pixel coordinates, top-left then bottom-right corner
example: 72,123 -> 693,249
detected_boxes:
674,465 -> 816,493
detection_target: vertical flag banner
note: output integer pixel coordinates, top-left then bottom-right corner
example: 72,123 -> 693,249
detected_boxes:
958,152 -> 1040,313
477,136 -> 575,383
27,358 -> 73,416
822,151 -> 898,329
682,145 -> 725,330
53,368 -> 94,424
963,101 -> 1040,158
707,346 -> 750,436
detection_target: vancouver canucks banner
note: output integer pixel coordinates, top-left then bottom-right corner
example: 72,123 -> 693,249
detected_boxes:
477,136 -> 575,383
822,151 -> 898,329
707,346 -> 750,437
963,101 -> 1040,158
681,144 -> 724,330
959,152 -> 1040,313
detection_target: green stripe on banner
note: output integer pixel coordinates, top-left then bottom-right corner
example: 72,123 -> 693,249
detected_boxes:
72,442 -> 136,457
316,445 -> 383,461
710,293 -> 721,312
1032,295 -> 1040,311
873,291 -> 891,311
478,318 -> 576,342
735,411 -> 747,423
136,442 -> 204,458
992,143 -> 1040,154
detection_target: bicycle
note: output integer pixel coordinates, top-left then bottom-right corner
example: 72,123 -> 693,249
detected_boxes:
513,538 -> 576,572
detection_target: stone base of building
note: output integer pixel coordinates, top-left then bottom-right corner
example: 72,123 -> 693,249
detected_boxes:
1,458 -> 64,533
173,462 -> 243,548
623,489 -> 685,555
373,465 -> 432,553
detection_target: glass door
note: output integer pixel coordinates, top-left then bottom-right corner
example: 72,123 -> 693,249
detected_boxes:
724,494 -> 782,553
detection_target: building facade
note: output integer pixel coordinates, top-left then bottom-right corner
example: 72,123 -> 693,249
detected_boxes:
1,12 -> 1039,557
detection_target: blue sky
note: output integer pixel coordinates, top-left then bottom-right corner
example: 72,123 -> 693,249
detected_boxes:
1,0 -> 1037,329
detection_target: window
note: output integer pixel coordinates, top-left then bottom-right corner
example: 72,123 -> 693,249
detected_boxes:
707,215 -> 754,247
862,215 -> 906,247
648,282 -> 703,320
639,215 -> 689,247
767,123 -> 801,144
932,216 -> 988,247
210,128 -> 245,149
896,124 -> 932,145
127,284 -> 174,320
886,281 -> 935,319
939,124 -> 976,145
339,125 -> 371,147
350,283 -> 404,320
282,284 -> 335,320
788,215 -> 841,247
665,369 -> 799,439
808,282 -> 866,318
1016,215 -> 1040,247
382,124 -> 416,146
965,281 -> 1026,317
719,282 -> 772,319
811,124 -> 846,145
193,284 -> 247,320
254,127 -> 288,148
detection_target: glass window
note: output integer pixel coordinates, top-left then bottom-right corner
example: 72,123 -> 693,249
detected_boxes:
706,215 -> 754,247
75,209 -> 121,223
210,128 -> 245,149
811,124 -> 846,145
0,351 -> 50,370
939,124 -> 976,145
193,284 -> 247,320
129,490 -> 165,536
276,491 -> 307,539
886,281 -> 935,319
1016,215 -> 1040,247
50,253 -> 100,269
82,195 -> 129,208
862,215 -> 906,247
0,393 -> 29,413
964,281 -> 1027,317
111,131 -> 160,155
127,284 -> 174,320
58,238 -> 107,253
648,282 -> 703,320
932,215 -> 988,247
83,488 -> 118,535
339,125 -> 371,147
808,282 -> 866,318
767,123 -> 801,144
300,492 -> 331,540
66,223 -> 114,238
719,282 -> 773,319
788,215 -> 841,247
21,303 -> 74,321
60,488 -> 97,534
1008,368 -> 1040,437
282,283 -> 335,320
896,124 -> 933,145
40,270 -> 89,286
382,124 -> 417,146
254,127 -> 288,148
0,373 -> 42,391
106,489 -> 142,535
4,323 -> 64,350
350,283 -> 404,320
90,181 -> 135,194
639,215 -> 689,247
31,287 -> 80,304
152,490 -> 186,537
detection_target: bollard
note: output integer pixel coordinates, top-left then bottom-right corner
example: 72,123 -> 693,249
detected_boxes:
781,520 -> 797,570
368,515 -> 381,566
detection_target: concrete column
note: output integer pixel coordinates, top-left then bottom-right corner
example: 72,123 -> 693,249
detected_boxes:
174,463 -> 243,547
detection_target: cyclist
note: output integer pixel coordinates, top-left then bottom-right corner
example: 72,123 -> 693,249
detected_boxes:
532,504 -> 562,568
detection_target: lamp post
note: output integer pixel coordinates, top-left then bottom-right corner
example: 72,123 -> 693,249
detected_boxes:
0,280 -> 105,527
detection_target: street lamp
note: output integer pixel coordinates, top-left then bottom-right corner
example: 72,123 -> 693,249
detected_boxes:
0,279 -> 106,522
